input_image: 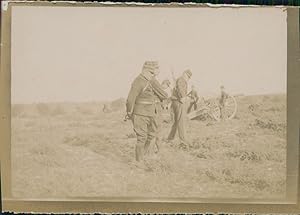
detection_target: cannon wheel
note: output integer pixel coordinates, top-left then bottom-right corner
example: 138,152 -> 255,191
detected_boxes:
205,99 -> 221,121
188,95 -> 237,121
225,95 -> 238,119
187,107 -> 207,120
210,95 -> 237,121
187,100 -> 218,121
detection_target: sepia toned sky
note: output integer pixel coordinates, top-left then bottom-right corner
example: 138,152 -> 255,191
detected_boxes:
11,6 -> 287,104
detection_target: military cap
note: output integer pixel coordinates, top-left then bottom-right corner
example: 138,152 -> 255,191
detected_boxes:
142,61 -> 159,75
184,69 -> 192,78
162,79 -> 171,87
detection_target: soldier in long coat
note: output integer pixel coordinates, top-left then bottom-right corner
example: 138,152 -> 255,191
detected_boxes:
126,61 -> 168,162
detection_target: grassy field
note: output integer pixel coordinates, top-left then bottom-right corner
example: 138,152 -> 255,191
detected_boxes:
11,94 -> 286,200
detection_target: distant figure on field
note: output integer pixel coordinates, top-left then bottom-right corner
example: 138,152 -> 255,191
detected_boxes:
187,85 -> 199,113
219,85 -> 229,120
102,104 -> 110,113
166,69 -> 192,149
126,61 -> 168,162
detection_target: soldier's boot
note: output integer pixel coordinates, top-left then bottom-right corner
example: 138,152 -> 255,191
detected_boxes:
178,141 -> 189,151
163,137 -> 175,147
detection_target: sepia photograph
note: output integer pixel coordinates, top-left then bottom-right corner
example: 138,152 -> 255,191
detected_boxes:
6,3 -> 294,204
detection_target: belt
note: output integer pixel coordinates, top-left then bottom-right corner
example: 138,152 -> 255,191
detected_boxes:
136,100 -> 161,105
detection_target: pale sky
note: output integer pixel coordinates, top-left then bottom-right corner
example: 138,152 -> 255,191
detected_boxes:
11,6 -> 287,104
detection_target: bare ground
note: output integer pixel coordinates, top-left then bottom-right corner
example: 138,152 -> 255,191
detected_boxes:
11,94 -> 286,199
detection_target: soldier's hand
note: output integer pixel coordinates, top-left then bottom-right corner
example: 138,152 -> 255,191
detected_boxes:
180,97 -> 187,103
125,112 -> 132,121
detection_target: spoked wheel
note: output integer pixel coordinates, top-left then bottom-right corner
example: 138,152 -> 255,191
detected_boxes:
206,95 -> 237,121
219,95 -> 237,120
187,95 -> 237,121
187,99 -> 220,121
187,107 -> 207,120
205,99 -> 221,121
224,95 -> 238,119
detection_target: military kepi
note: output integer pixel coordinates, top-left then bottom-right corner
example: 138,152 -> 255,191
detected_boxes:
184,69 -> 192,78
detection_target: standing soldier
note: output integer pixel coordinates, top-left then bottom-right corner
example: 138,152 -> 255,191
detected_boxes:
187,85 -> 199,113
219,85 -> 229,120
102,104 -> 111,113
126,61 -> 168,162
166,69 -> 192,149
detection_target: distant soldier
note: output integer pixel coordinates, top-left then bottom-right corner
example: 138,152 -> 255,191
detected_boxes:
102,104 -> 110,113
126,61 -> 168,162
187,85 -> 199,113
166,69 -> 192,149
219,85 -> 229,120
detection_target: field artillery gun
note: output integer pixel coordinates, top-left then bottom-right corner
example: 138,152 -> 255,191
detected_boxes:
187,94 -> 238,121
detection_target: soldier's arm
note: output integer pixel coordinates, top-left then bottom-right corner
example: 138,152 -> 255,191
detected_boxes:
176,78 -> 187,99
126,79 -> 142,114
150,78 -> 168,101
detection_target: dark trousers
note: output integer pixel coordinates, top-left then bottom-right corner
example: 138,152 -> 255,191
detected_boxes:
167,101 -> 186,144
132,114 -> 158,161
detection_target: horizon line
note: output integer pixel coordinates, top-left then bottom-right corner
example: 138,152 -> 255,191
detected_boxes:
11,92 -> 286,105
